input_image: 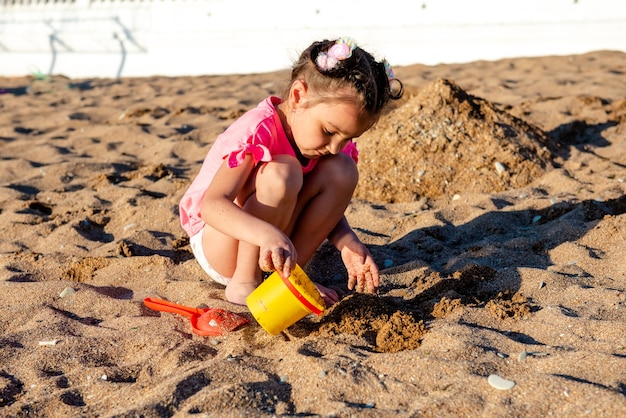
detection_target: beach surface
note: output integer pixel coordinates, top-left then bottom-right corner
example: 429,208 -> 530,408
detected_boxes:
1,51 -> 625,417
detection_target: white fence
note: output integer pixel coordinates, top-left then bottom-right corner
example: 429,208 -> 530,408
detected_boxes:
1,0 -> 625,78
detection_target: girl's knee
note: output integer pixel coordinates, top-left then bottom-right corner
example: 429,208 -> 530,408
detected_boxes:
319,153 -> 359,191
256,155 -> 303,200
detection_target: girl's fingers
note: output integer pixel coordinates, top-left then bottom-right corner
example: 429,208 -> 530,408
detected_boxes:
262,249 -> 280,272
260,251 -> 272,272
282,253 -> 295,279
260,247 -> 296,278
347,274 -> 357,290
367,275 -> 376,293
283,248 -> 298,277
272,249 -> 284,271
356,272 -> 365,293
365,272 -> 376,293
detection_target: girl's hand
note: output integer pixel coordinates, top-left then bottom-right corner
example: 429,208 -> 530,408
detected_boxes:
259,229 -> 297,279
340,240 -> 379,294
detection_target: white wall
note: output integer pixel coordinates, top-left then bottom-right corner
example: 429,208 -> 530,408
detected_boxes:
1,0 -> 625,78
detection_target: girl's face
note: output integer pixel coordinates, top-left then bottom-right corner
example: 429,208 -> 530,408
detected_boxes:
288,83 -> 375,160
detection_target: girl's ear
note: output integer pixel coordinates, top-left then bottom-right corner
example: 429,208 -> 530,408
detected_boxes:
289,79 -> 308,109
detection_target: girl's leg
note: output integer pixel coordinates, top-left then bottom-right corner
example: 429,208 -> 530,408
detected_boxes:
202,155 -> 303,305
288,152 -> 359,274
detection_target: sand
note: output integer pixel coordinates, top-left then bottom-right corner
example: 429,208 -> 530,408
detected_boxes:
1,50 -> 625,417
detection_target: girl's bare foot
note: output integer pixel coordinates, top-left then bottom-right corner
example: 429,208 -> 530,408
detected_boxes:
225,281 -> 259,305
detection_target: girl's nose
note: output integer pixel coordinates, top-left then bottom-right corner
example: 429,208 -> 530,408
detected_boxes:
328,140 -> 342,154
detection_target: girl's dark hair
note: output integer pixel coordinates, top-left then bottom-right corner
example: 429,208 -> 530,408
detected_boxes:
286,39 -> 403,116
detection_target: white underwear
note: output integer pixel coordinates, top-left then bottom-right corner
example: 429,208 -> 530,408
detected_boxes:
189,229 -> 231,286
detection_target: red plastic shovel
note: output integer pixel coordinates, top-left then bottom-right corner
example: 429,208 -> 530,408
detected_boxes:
143,297 -> 248,336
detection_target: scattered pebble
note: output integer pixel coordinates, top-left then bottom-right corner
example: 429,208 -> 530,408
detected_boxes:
38,340 -> 59,346
518,351 -> 528,362
123,223 -> 137,231
383,259 -> 394,268
494,161 -> 507,174
280,375 -> 288,384
59,287 -> 76,298
563,389 -> 570,397
488,374 -> 516,390
318,370 -> 327,379
532,215 -> 542,223
538,281 -> 546,289
101,374 -> 108,381
363,402 -> 375,409
496,352 -> 508,359
452,194 -> 461,201
67,112 -> 91,121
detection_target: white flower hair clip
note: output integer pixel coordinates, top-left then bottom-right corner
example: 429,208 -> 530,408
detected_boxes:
315,37 -> 358,71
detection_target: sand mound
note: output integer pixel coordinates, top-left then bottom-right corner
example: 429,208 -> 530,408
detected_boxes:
355,79 -> 557,203
2,51 -> 626,417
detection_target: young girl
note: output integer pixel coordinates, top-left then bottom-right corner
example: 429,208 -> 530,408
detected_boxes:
179,37 -> 403,306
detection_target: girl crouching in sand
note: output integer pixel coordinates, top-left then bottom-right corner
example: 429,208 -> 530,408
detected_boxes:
179,37 -> 403,306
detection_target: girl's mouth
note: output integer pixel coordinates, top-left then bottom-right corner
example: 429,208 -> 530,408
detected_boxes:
304,151 -> 323,159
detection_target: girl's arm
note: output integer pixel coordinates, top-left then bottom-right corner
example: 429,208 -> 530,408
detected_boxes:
200,154 -> 296,277
327,216 -> 380,293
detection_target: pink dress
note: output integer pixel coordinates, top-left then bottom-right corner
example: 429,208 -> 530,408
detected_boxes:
179,96 -> 358,237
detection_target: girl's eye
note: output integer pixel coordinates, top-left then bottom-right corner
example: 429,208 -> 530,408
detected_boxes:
323,129 -> 334,137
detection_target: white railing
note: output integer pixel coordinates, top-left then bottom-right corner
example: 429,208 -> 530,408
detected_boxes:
1,0 -> 625,78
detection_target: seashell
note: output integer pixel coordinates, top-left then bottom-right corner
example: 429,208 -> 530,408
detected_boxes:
59,287 -> 76,298
488,374 -> 516,390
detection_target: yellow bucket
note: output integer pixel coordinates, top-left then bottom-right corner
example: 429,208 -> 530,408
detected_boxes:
246,264 -> 325,335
